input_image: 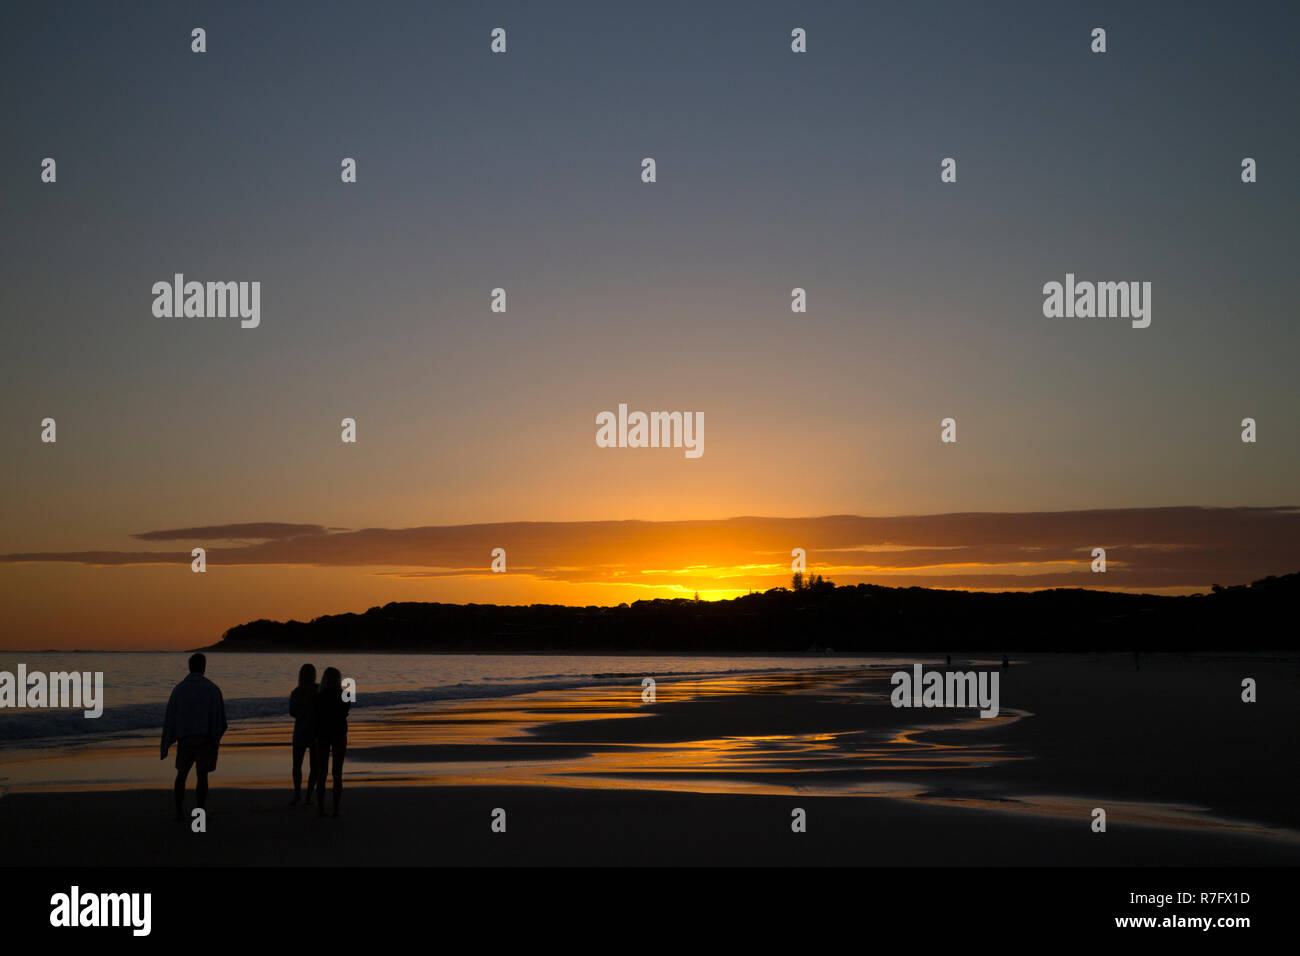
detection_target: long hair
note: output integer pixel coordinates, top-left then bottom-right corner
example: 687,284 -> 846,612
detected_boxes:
297,662 -> 317,692
319,666 -> 343,694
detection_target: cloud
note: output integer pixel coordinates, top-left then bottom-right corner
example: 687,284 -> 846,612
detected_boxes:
131,523 -> 331,541
2,507 -> 1297,592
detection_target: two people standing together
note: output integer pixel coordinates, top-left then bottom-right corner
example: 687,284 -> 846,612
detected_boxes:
289,663 -> 351,817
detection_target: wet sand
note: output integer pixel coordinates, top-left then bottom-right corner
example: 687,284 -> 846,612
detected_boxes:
2,653 -> 1297,865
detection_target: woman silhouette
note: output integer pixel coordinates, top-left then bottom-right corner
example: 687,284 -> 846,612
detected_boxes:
314,666 -> 351,817
288,663 -> 318,806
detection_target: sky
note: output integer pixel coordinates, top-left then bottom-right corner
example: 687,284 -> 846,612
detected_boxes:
1,1 -> 1297,648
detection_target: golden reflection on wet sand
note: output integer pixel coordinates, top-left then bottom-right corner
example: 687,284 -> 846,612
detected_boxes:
2,669 -> 1296,845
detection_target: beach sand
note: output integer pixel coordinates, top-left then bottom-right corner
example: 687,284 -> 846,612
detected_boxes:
4,784 -> 1299,867
2,653 -> 1297,866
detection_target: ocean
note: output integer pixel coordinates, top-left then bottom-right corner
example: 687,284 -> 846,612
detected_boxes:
0,651 -> 874,745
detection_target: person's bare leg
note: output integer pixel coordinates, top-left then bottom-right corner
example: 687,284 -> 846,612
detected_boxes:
331,742 -> 346,817
316,743 -> 328,816
195,767 -> 209,810
290,742 -> 304,804
173,767 -> 188,821
305,741 -> 318,806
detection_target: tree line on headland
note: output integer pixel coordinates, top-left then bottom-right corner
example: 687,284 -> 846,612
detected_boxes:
206,571 -> 1299,653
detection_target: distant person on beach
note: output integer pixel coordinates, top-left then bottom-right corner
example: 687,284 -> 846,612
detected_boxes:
161,653 -> 228,822
313,666 -> 350,817
288,663 -> 319,806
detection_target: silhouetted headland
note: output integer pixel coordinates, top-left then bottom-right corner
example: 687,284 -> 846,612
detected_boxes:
206,572 -> 1299,653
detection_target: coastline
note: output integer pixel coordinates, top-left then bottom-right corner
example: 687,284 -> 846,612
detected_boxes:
2,654 -> 1298,865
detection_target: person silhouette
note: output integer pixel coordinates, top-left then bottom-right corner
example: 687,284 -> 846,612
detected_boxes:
161,653 -> 228,822
313,666 -> 350,818
288,663 -> 319,806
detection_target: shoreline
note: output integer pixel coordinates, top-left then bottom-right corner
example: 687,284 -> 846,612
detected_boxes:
0,657 -> 880,748
2,655 -> 1298,865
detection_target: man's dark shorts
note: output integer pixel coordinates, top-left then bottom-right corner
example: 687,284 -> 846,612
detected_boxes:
176,734 -> 218,773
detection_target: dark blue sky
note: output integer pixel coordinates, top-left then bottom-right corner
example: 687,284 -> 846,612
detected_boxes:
2,0 -> 1297,548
